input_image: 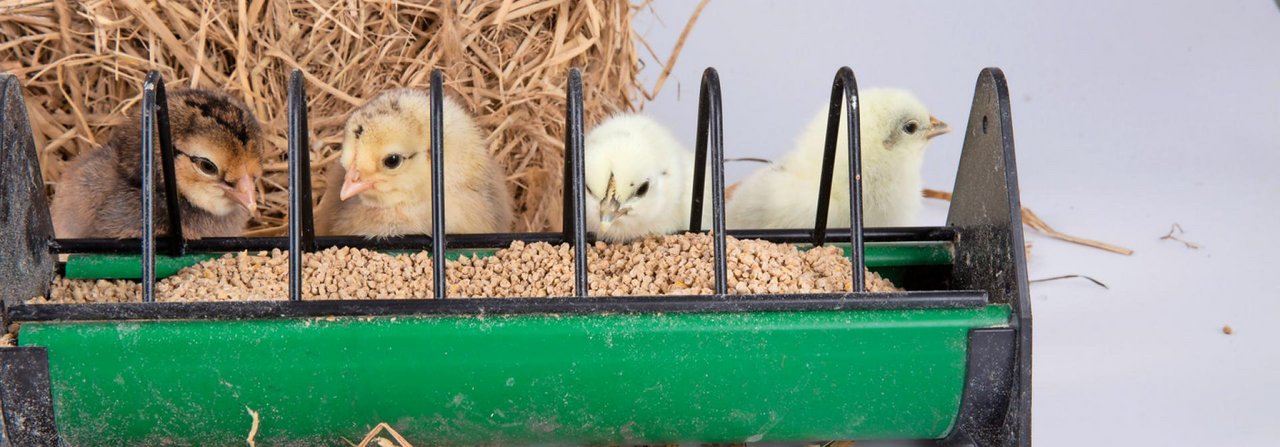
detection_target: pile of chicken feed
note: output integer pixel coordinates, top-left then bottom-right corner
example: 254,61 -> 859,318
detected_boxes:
31,234 -> 899,304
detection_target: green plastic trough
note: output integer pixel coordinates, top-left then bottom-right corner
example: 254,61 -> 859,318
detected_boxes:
20,241 -> 972,444
19,304 -> 1010,445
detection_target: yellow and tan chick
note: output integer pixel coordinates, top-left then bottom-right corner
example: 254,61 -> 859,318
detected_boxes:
315,88 -> 512,237
51,88 -> 264,239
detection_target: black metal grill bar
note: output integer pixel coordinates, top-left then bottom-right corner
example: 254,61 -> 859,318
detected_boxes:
286,69 -> 315,302
7,290 -> 989,322
563,68 -> 589,297
49,227 -> 952,255
153,77 -> 185,259
140,71 -> 183,302
429,70 -> 448,299
140,76 -> 156,303
690,68 -> 729,294
811,67 -> 866,292
726,226 -> 953,244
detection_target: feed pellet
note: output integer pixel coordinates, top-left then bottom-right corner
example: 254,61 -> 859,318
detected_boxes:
30,234 -> 899,304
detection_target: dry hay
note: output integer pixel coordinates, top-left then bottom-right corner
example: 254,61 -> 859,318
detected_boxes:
0,0 -> 656,233
355,423 -> 413,447
922,188 -> 1134,255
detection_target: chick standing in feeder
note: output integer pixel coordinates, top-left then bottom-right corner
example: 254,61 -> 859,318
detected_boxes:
51,89 -> 264,239
726,89 -> 949,229
315,88 -> 513,237
583,114 -> 711,243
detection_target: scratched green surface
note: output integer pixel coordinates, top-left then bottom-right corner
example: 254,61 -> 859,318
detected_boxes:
20,304 -> 1008,445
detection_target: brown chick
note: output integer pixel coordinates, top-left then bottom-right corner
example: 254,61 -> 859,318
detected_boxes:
315,88 -> 512,237
51,88 -> 264,239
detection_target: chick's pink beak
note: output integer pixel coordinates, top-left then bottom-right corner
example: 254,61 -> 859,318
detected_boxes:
229,175 -> 257,214
340,168 -> 374,201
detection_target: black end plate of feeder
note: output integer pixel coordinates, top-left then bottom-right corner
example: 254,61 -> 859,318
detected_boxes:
944,68 -> 1032,447
0,347 -> 58,447
942,328 -> 1018,447
0,74 -> 56,308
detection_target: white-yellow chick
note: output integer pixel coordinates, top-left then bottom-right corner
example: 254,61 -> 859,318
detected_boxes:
315,88 -> 512,237
726,89 -> 949,229
584,114 -> 711,242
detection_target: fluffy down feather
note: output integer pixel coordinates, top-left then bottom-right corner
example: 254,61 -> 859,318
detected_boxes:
727,89 -> 948,230
583,114 -> 711,242
315,89 -> 512,237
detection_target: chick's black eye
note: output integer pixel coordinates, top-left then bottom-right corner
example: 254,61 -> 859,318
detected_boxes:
193,157 -> 219,175
635,181 -> 650,198
903,121 -> 920,135
383,154 -> 403,169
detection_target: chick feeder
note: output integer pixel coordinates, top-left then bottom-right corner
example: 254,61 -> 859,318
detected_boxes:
0,66 -> 1031,446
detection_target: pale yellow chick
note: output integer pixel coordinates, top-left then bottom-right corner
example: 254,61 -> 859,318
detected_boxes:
315,89 -> 512,237
727,89 -> 949,229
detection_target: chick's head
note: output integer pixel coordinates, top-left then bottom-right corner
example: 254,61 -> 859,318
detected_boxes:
583,116 -> 685,239
337,89 -> 453,208
166,89 -> 264,217
858,89 -> 950,160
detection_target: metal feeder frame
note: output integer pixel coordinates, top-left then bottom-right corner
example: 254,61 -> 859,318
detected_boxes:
0,66 -> 1031,446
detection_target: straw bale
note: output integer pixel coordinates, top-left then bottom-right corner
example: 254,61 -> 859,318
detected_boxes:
1,0 -> 647,232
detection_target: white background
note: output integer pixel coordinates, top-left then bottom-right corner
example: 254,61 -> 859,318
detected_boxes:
634,1 -> 1280,446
